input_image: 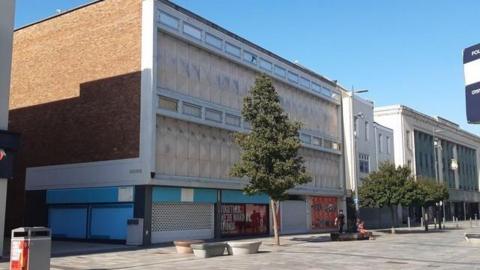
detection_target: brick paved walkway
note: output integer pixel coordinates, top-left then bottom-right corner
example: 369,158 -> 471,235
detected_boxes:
2,222 -> 480,269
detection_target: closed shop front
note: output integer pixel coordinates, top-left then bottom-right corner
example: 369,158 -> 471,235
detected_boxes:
151,187 -> 216,243
280,200 -> 307,234
48,206 -> 88,239
90,204 -> 134,240
310,196 -> 337,231
47,186 -> 134,241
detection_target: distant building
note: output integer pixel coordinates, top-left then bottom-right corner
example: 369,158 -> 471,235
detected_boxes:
342,92 -> 395,228
375,105 -> 480,221
0,0 -> 18,257
9,0 -> 347,244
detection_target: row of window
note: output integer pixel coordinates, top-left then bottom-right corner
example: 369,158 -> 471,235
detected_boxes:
299,133 -> 341,151
354,119 -> 390,154
413,130 -> 479,191
159,95 -> 242,128
158,95 -> 341,152
157,10 -> 338,102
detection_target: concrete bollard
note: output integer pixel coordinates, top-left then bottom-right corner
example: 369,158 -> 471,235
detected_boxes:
407,217 -> 411,230
420,217 -> 424,228
434,218 -> 437,229
456,217 -> 459,228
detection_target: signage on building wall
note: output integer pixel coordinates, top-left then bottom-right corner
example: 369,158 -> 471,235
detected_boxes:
310,197 -> 337,230
464,43 -> 480,123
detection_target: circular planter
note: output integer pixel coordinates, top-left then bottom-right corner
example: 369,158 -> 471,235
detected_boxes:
226,241 -> 262,255
174,240 -> 205,254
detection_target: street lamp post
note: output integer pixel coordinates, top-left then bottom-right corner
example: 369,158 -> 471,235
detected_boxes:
433,128 -> 445,229
351,88 -> 368,216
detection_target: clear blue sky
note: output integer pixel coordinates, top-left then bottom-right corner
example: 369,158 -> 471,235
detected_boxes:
14,0 -> 480,134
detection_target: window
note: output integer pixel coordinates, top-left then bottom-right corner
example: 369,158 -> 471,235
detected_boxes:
274,65 -> 286,78
386,136 -> 391,154
324,140 -> 340,150
225,114 -> 241,127
300,133 -> 311,144
183,23 -> 202,40
182,102 -> 201,118
311,82 -> 321,93
359,154 -> 370,174
406,130 -> 411,150
243,51 -> 257,65
312,137 -> 322,146
287,71 -> 298,83
205,32 -> 222,49
159,12 -> 179,30
332,142 -> 341,151
158,96 -> 178,112
225,42 -> 241,57
205,108 -> 222,123
364,121 -> 369,141
324,140 -> 333,149
378,134 -> 383,152
259,58 -> 272,72
321,87 -> 332,97
299,77 -> 310,88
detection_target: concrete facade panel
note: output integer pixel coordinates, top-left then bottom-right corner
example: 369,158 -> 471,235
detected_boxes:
157,32 -> 339,139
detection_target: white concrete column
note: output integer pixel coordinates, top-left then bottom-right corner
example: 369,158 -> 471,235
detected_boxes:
0,179 -> 7,257
453,145 -> 460,189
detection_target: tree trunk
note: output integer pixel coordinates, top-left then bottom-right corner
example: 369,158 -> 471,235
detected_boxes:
271,199 -> 280,245
390,205 -> 396,234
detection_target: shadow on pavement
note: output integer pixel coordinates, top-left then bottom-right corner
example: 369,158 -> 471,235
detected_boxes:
376,229 -> 449,234
290,236 -> 332,243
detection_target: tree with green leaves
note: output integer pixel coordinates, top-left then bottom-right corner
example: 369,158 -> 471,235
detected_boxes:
230,74 -> 311,245
358,162 -> 417,233
415,177 -> 449,231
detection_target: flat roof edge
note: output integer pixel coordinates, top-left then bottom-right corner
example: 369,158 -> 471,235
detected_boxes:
159,0 -> 339,89
14,0 -> 104,32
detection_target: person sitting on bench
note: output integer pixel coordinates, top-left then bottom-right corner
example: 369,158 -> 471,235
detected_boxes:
356,218 -> 373,239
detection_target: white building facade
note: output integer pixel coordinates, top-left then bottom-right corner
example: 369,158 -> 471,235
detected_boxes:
375,105 -> 480,221
342,93 -> 395,228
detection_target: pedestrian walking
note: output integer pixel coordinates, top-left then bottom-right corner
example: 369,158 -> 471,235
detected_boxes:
334,209 -> 345,233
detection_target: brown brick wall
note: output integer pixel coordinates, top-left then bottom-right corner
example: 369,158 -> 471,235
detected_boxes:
7,0 -> 143,232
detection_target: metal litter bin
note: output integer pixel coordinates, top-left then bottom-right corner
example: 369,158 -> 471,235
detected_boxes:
10,227 -> 51,270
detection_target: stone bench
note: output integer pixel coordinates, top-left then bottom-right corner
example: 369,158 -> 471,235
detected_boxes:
330,232 -> 371,241
191,242 -> 227,258
174,240 -> 205,254
465,233 -> 480,243
226,241 -> 262,255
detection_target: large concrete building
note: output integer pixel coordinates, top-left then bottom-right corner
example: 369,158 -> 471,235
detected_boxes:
9,0 -> 347,244
0,0 -> 18,257
342,92 -> 395,228
375,105 -> 480,221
